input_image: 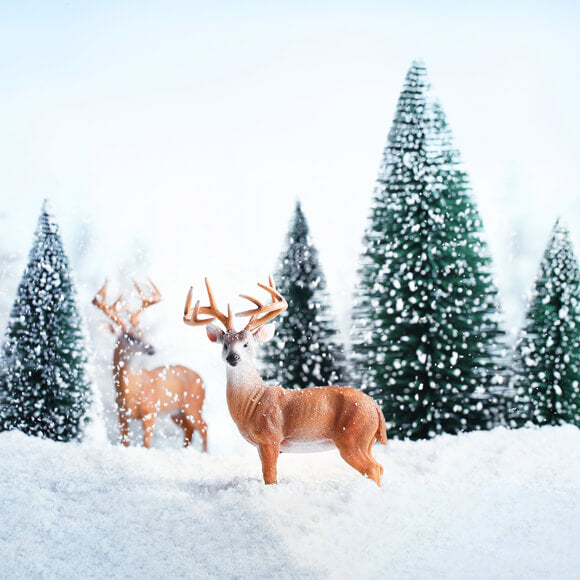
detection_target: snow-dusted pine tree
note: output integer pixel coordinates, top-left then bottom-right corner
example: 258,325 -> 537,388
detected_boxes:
351,61 -> 504,440
509,220 -> 580,427
0,201 -> 92,440
260,201 -> 348,388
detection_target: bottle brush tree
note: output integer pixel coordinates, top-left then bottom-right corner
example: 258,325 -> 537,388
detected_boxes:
0,201 -> 92,441
351,60 -> 504,440
260,201 -> 348,388
509,219 -> 580,427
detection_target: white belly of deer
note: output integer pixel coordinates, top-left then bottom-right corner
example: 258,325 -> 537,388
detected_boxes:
280,438 -> 335,453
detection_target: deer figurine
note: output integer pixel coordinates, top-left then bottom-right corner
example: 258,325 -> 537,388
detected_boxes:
93,279 -> 208,451
183,277 -> 386,485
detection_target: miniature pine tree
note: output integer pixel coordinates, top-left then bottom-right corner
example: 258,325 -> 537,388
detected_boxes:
509,220 -> 580,427
260,201 -> 348,388
0,201 -> 92,441
351,61 -> 504,440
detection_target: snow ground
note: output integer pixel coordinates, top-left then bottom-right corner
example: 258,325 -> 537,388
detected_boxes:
1,426 -> 579,579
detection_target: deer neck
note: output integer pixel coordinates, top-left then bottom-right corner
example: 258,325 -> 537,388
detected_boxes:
112,341 -> 136,390
225,362 -> 269,430
226,362 -> 265,393
225,363 -> 267,408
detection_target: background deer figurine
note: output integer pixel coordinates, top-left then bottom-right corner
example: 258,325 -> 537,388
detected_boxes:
183,277 -> 386,485
93,279 -> 208,450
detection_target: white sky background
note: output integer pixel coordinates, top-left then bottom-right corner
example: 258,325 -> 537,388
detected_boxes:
1,0 -> 579,352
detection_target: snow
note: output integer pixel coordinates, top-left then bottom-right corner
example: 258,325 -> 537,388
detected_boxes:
1,426 -> 579,579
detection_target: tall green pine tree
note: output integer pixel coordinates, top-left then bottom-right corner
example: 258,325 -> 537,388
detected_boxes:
351,61 -> 504,440
260,201 -> 348,388
509,220 -> 580,427
0,201 -> 92,441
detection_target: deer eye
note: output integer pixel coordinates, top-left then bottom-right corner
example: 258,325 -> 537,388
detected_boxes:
243,342 -> 249,348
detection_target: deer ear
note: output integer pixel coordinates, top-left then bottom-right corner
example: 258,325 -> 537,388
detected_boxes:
253,323 -> 276,343
206,324 -> 224,343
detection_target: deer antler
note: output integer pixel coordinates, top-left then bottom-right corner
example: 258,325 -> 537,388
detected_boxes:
237,276 -> 288,332
130,278 -> 162,328
92,280 -> 129,331
183,278 -> 235,330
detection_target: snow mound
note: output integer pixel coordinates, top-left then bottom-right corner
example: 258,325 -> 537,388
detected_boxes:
1,426 -> 579,579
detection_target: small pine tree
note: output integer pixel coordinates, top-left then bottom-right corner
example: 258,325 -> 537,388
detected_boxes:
351,61 -> 504,440
509,220 -> 580,427
260,201 -> 348,388
0,201 -> 92,441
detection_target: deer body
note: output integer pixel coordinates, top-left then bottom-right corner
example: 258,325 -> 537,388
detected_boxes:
113,340 -> 207,449
220,328 -> 386,484
184,279 -> 387,485
95,280 -> 208,450
229,382 -> 386,457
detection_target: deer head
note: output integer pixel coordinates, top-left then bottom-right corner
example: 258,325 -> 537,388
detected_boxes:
183,277 -> 287,369
93,279 -> 162,357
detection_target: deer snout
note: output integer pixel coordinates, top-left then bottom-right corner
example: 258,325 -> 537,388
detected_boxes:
144,343 -> 156,356
226,352 -> 240,366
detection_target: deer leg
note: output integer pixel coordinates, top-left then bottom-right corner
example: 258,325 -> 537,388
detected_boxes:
258,443 -> 280,484
141,413 -> 157,449
336,443 -> 382,486
171,411 -> 192,447
171,410 -> 185,429
367,438 -> 384,477
182,416 -> 195,448
199,421 -> 208,453
191,411 -> 208,453
117,409 -> 130,447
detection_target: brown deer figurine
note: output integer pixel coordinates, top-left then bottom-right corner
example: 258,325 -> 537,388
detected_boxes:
93,279 -> 208,450
183,277 -> 386,485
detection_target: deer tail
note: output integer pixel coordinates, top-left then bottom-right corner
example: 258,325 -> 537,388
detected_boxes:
375,405 -> 388,445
